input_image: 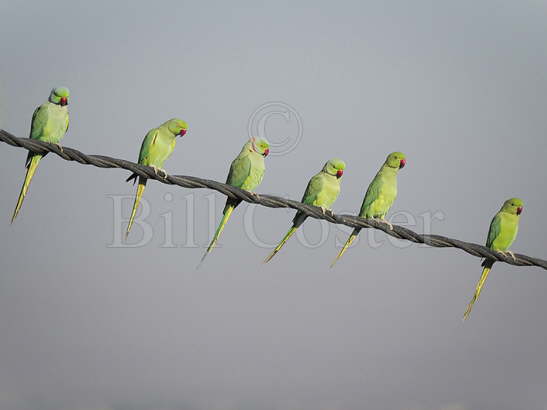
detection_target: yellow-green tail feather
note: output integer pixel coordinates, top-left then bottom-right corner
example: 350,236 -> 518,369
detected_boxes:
263,226 -> 298,263
199,205 -> 235,266
126,182 -> 146,238
11,155 -> 42,223
330,229 -> 359,268
463,266 -> 492,320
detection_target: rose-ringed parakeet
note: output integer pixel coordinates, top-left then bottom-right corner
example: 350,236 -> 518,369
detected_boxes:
330,152 -> 406,267
264,159 -> 346,263
11,87 -> 70,223
463,198 -> 524,320
199,137 -> 270,265
125,118 -> 188,237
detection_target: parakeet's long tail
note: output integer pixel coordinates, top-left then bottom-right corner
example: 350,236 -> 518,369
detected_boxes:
463,259 -> 494,320
11,155 -> 42,223
126,177 -> 147,238
263,226 -> 298,263
198,205 -> 235,267
330,228 -> 361,268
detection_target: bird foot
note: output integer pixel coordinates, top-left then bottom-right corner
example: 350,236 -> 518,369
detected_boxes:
320,206 -> 326,215
55,143 -> 64,153
151,166 -> 168,179
378,218 -> 393,230
249,192 -> 261,200
498,250 -> 516,261
319,206 -> 333,217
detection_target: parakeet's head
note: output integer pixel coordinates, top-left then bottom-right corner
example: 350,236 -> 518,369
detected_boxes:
250,137 -> 270,157
501,198 -> 524,215
385,151 -> 406,169
49,87 -> 70,106
166,118 -> 188,136
323,158 -> 346,179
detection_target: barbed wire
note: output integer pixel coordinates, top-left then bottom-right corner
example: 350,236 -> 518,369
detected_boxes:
1,129 -> 545,270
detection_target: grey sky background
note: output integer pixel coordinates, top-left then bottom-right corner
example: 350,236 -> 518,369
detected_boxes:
1,1 -> 547,409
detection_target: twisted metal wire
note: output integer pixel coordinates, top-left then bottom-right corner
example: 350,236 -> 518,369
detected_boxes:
1,129 -> 545,270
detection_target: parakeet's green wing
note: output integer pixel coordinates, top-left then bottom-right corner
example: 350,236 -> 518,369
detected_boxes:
126,128 -> 159,184
226,155 -> 252,188
485,214 -> 502,249
360,179 -> 381,216
137,129 -> 160,165
26,105 -> 49,165
291,173 -> 325,228
301,173 -> 324,205
29,106 -> 48,140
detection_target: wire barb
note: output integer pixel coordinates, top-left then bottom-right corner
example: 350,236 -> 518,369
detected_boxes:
1,129 -> 546,271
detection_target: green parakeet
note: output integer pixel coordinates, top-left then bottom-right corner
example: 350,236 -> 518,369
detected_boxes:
463,198 -> 524,320
264,159 -> 346,263
11,87 -> 70,223
125,118 -> 188,237
199,137 -> 270,265
331,152 -> 406,267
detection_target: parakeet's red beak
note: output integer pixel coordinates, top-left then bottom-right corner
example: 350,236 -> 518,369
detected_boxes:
336,169 -> 344,178
263,148 -> 270,157
517,206 -> 523,215
179,129 -> 187,136
399,158 -> 406,168
60,97 -> 68,106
